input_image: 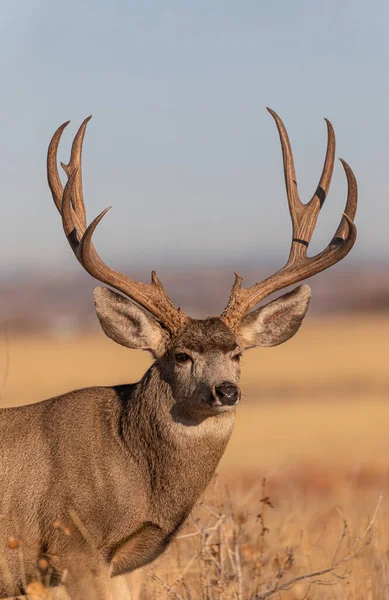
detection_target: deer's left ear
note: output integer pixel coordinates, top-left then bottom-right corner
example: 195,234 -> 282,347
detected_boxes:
238,285 -> 311,348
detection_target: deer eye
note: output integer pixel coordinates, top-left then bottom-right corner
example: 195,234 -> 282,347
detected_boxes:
175,353 -> 191,364
232,353 -> 242,362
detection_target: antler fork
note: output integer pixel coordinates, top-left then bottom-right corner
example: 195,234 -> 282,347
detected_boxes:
221,108 -> 357,328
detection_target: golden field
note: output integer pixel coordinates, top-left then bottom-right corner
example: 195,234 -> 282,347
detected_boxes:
2,314 -> 389,471
1,314 -> 389,598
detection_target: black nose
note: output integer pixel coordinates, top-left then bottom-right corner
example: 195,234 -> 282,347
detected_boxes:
214,382 -> 240,406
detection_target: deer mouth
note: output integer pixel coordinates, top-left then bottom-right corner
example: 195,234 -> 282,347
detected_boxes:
204,400 -> 240,414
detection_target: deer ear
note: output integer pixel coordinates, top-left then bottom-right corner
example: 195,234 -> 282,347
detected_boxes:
93,287 -> 167,356
238,285 -> 311,348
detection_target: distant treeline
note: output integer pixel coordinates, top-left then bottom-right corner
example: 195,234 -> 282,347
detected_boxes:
1,264 -> 388,335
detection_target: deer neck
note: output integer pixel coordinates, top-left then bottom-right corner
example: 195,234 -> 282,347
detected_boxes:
119,364 -> 235,521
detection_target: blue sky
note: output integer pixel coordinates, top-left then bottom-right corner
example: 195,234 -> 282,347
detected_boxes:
1,0 -> 388,277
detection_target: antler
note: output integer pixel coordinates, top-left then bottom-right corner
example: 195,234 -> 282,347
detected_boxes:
221,108 -> 357,329
47,117 -> 187,334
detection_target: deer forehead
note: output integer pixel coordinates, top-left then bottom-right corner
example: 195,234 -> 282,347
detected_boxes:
172,317 -> 239,355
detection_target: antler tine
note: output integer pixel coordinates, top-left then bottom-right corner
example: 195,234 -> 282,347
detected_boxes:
265,107 -> 303,221
60,116 -> 91,229
47,120 -> 70,212
47,119 -> 88,249
221,110 -> 357,329
47,119 -> 187,335
333,159 -> 357,241
76,205 -> 183,326
61,168 -> 88,254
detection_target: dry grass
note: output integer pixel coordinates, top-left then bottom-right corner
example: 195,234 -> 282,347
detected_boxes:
142,475 -> 386,600
3,474 -> 387,600
1,313 -> 389,598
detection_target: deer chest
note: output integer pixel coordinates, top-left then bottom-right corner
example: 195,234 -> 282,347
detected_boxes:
109,521 -> 178,576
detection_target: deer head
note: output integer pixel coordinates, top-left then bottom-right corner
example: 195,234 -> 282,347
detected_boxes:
47,109 -> 357,416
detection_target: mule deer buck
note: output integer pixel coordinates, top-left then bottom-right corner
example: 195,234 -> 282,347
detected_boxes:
0,109 -> 357,599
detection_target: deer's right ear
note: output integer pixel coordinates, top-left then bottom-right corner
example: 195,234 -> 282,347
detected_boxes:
93,287 -> 166,356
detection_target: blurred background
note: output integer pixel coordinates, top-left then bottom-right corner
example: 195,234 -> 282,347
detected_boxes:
1,2 -> 389,595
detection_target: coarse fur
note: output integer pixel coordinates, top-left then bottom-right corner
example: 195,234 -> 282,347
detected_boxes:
0,285 -> 311,599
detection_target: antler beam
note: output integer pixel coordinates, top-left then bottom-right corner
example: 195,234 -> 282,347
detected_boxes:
47,118 -> 187,335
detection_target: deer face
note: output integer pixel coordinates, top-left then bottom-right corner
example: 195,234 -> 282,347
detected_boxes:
165,318 -> 242,414
93,285 -> 312,415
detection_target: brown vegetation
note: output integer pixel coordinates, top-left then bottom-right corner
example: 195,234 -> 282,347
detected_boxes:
142,476 -> 384,599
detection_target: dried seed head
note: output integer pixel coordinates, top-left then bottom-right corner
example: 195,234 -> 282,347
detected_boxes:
7,536 -> 19,550
237,511 -> 247,525
54,520 -> 71,536
26,581 -> 48,600
38,558 -> 49,571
